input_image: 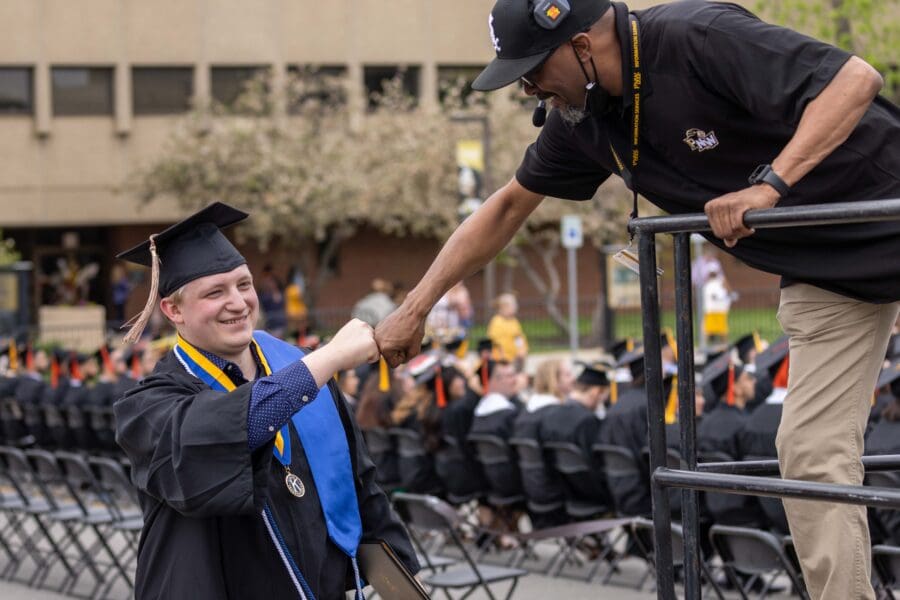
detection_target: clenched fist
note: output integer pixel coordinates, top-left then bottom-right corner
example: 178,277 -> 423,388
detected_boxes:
375,304 -> 426,367
303,318 -> 379,387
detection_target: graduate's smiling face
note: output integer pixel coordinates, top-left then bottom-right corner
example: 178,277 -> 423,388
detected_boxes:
161,265 -> 259,360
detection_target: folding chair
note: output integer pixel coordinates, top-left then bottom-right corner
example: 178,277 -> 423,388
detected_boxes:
388,428 -> 443,495
592,443 -> 652,518
434,435 -> 486,506
0,397 -> 32,447
507,438 -> 565,524
709,524 -> 809,600
86,405 -> 118,455
543,441 -> 610,520
466,434 -> 524,506
362,427 -> 401,490
631,517 -> 725,599
0,445 -> 77,591
873,544 -> 900,599
55,450 -> 136,594
24,448 -> 113,597
42,402 -> 73,450
393,492 -> 528,600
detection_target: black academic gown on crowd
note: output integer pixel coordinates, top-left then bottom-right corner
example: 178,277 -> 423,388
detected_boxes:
598,387 -> 651,516
438,389 -> 486,497
865,415 -> 900,544
697,405 -> 767,527
737,400 -> 788,533
540,402 -> 611,506
115,352 -> 418,600
468,399 -> 521,497
510,402 -> 567,508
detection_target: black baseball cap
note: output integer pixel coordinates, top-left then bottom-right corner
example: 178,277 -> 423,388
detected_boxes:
472,0 -> 611,91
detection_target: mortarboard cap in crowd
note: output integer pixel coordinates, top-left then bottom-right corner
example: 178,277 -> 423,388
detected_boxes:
576,364 -> 610,387
616,347 -> 645,381
734,331 -> 764,364
117,202 -> 249,343
472,0 -> 611,91
476,338 -> 494,354
702,352 -> 745,400
608,338 -> 635,361
755,335 -> 790,380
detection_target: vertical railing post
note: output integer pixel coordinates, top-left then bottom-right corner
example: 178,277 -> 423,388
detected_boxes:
674,233 -> 701,599
637,231 -> 675,599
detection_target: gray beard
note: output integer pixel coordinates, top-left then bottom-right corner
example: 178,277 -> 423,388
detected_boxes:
556,104 -> 587,126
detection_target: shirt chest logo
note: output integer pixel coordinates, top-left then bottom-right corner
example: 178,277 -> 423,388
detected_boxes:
683,128 -> 719,152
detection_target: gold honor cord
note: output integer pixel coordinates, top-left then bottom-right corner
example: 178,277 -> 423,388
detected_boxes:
175,335 -> 285,454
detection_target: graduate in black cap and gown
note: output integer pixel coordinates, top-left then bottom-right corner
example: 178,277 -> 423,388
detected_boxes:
114,202 -> 417,600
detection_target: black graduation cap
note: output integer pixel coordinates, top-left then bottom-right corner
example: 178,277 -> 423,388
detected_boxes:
734,332 -> 762,363
702,352 -> 745,399
616,348 -> 645,381
755,335 -> 790,379
116,202 -> 249,342
608,338 -> 634,360
877,357 -> 900,390
443,334 -> 466,354
476,338 -> 494,354
576,365 -> 610,387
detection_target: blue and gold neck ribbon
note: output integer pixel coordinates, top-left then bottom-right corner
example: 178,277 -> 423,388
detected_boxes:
173,331 -> 364,599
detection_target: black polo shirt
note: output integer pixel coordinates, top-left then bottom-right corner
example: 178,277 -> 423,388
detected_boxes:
516,0 -> 900,303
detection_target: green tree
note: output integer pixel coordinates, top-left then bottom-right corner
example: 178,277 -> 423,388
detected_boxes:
757,0 -> 900,99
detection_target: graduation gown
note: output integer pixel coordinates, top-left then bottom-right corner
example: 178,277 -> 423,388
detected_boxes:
697,405 -> 767,527
540,402 -> 610,504
598,387 -> 652,517
437,390 -> 486,497
865,417 -> 900,544
115,351 -> 417,600
737,399 -> 788,533
468,395 -> 521,497
511,400 -> 566,507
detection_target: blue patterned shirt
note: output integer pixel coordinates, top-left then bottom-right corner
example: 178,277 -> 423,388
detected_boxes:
197,346 -> 320,450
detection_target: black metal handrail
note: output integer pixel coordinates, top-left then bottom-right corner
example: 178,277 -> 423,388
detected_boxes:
633,197 -> 900,600
628,197 -> 900,234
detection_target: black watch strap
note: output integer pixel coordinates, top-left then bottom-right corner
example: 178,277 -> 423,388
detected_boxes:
748,164 -> 790,198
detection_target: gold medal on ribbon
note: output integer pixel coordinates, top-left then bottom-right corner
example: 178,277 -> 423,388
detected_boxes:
284,468 -> 305,498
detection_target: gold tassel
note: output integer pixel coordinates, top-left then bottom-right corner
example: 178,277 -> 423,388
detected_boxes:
664,375 -> 678,424
664,328 -> 677,360
455,339 -> 469,359
123,234 -> 161,344
378,357 -> 390,392
8,340 -> 17,372
610,379 -> 618,405
752,330 -> 763,353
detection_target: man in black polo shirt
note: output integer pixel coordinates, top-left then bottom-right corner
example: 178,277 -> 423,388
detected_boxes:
376,1 -> 900,597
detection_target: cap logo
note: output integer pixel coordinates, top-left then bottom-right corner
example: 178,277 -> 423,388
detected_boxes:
489,14 -> 501,53
545,5 -> 561,20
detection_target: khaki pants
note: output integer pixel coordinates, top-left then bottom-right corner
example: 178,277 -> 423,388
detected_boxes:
776,284 -> 899,600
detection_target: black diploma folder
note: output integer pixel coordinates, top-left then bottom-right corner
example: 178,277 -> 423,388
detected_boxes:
358,541 -> 430,599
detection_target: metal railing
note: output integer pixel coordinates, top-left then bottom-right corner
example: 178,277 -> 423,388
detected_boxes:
627,197 -> 900,600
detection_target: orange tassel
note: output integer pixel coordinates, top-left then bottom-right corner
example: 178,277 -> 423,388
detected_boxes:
435,365 -> 447,408
480,361 -> 489,394
773,355 -> 790,389
100,345 -> 114,376
25,343 -> 34,372
70,352 -> 83,381
50,355 -> 59,389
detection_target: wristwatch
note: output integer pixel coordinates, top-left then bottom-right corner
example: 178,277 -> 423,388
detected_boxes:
748,164 -> 790,198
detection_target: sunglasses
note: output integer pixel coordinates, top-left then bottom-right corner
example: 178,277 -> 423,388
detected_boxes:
520,54 -> 552,88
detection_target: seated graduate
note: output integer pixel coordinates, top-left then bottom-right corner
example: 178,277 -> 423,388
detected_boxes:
865,360 -> 900,545
114,202 -> 418,600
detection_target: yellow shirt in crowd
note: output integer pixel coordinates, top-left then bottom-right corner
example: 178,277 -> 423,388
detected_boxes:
487,315 -> 528,361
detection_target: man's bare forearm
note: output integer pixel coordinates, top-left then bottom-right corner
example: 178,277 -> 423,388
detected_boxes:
402,178 -> 543,319
773,56 -> 883,187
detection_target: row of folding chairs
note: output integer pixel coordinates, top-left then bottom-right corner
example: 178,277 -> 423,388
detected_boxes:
0,445 -> 141,599
0,396 -> 120,455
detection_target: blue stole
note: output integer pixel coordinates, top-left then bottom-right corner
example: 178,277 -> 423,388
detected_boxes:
173,331 -> 364,600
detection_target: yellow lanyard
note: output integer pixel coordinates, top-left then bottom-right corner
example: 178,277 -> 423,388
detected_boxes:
608,15 -> 643,236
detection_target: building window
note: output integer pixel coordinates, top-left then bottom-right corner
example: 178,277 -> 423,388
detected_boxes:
363,65 -> 420,110
52,67 -> 113,116
133,67 -> 193,115
211,66 -> 268,108
438,65 -> 487,107
286,65 -> 347,113
0,68 -> 33,115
